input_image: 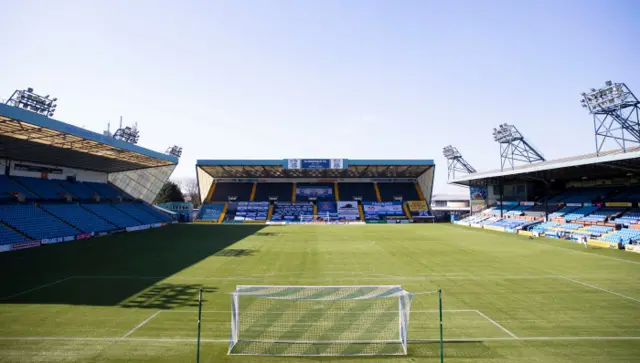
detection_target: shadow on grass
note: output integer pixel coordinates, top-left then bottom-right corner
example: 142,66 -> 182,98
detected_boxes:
0,224 -> 264,307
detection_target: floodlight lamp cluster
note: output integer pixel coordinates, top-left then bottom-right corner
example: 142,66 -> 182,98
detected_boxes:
166,145 -> 183,158
442,145 -> 461,159
113,126 -> 140,144
7,87 -> 58,117
492,123 -> 522,143
580,80 -> 626,113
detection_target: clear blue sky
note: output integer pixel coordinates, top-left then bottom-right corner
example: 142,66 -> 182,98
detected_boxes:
1,0 -> 639,193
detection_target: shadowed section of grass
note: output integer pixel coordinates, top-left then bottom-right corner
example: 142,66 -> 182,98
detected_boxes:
0,224 -> 264,306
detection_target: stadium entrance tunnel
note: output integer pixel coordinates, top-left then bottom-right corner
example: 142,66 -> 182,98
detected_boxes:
0,224 -> 265,308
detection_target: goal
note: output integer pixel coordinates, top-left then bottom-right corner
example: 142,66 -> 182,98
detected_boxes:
228,285 -> 420,356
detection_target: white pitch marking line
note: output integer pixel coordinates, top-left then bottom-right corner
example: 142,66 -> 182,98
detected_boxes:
160,309 -> 477,314
0,336 -> 639,342
558,276 -> 640,304
71,275 -> 557,281
474,310 -> 518,339
0,277 -> 73,301
121,311 -> 161,339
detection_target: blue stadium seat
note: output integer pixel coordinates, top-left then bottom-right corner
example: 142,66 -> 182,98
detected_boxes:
198,204 -> 225,221
0,223 -> 28,245
13,176 -> 69,199
57,180 -> 97,199
563,206 -> 599,221
134,203 -> 172,222
113,203 -> 162,224
40,203 -> 116,233
81,203 -> 142,228
0,175 -> 38,199
85,182 -> 122,198
0,204 -> 79,240
599,229 -> 640,245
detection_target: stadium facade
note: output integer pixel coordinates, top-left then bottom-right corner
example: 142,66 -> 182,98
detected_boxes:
449,147 -> 640,253
195,159 -> 435,224
0,103 -> 178,252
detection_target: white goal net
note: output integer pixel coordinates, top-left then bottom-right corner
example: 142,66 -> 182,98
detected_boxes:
228,285 -> 414,356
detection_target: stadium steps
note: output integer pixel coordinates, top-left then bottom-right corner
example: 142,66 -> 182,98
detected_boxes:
374,183 -> 382,202
37,204 -> 83,233
206,183 -> 216,203
415,183 -> 425,201
267,204 -> 274,221
358,203 -> 365,221
334,183 -> 340,202
291,183 -> 297,202
0,220 -> 32,241
12,177 -> 43,199
218,203 -> 228,223
249,183 -> 257,201
403,203 -> 413,220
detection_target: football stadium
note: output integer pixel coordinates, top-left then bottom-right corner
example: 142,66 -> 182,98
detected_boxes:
0,82 -> 639,363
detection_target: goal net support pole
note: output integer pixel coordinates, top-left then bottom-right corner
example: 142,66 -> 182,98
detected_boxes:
227,285 -> 437,357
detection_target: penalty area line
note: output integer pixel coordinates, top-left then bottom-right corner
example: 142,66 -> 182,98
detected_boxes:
558,276 -> 640,304
474,310 -> 518,338
121,311 -> 161,339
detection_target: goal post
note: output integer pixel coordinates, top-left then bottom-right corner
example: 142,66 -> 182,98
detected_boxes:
227,285 -> 441,357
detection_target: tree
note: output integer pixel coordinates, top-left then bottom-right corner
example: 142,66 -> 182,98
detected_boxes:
155,181 -> 184,203
182,178 -> 202,208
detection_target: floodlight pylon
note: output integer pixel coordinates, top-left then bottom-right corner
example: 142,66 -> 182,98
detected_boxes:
443,145 -> 476,180
492,124 -> 545,171
580,81 -> 640,155
5,87 -> 58,117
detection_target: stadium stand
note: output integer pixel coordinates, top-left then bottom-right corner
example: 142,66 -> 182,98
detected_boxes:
0,175 -> 38,199
296,183 -> 335,201
504,205 -> 532,216
578,208 -> 625,223
211,183 -> 253,202
85,182 -> 123,198
198,204 -> 225,221
235,202 -> 269,222
13,176 -> 69,199
548,206 -> 579,219
271,202 -> 313,222
0,204 -> 79,240
582,225 -> 614,236
113,203 -> 164,225
530,222 -> 561,234
253,183 -> 292,202
523,204 -> 560,217
600,229 -> 640,245
0,223 -> 27,244
377,182 -> 419,201
82,203 -> 143,228
613,210 -> 640,226
135,203 -> 173,222
338,183 -> 377,201
40,203 -> 116,233
562,206 -> 599,221
57,179 -> 98,199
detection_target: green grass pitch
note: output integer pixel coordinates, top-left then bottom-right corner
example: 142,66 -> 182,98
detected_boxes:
1,223 -> 639,362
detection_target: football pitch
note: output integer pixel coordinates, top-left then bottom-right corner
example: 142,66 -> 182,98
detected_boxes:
1,223 -> 639,363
